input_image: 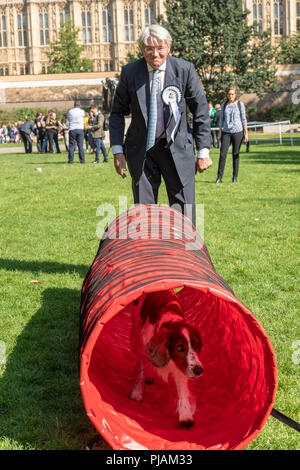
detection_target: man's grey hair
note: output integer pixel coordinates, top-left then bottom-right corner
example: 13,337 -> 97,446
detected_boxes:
138,24 -> 172,50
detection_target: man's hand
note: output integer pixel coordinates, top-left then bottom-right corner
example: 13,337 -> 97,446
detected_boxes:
196,157 -> 213,173
114,153 -> 127,178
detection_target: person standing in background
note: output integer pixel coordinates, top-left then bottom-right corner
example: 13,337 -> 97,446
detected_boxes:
45,111 -> 61,154
208,102 -> 217,148
20,117 -> 35,154
34,112 -> 45,153
67,101 -> 85,164
61,113 -> 69,152
87,109 -> 96,154
84,112 -> 89,151
215,86 -> 248,184
89,105 -> 108,164
213,104 -> 222,148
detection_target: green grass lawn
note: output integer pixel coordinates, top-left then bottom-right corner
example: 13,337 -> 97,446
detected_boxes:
0,143 -> 299,450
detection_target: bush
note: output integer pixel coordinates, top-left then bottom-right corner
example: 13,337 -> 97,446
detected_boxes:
0,107 -> 65,125
247,103 -> 300,123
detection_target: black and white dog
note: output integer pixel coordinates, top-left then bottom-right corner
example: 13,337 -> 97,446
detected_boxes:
130,290 -> 203,428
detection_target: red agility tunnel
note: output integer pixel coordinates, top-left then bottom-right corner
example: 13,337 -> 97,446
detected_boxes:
79,205 -> 277,450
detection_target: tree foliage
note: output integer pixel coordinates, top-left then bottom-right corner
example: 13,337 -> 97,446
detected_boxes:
278,32 -> 300,64
46,20 -> 93,74
159,0 -> 277,102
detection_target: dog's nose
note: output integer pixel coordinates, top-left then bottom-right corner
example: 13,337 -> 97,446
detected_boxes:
193,365 -> 203,376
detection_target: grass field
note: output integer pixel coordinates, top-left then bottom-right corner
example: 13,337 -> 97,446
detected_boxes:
0,143 -> 299,450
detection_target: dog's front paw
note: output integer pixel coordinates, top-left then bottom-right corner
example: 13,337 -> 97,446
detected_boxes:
129,389 -> 143,402
179,419 -> 194,428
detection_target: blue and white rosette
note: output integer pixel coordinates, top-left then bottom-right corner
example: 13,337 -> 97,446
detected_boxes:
162,86 -> 182,142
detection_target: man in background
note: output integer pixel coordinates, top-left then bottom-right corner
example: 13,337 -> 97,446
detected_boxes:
20,116 -> 35,154
89,105 -> 109,164
208,102 -> 217,148
67,100 -> 85,164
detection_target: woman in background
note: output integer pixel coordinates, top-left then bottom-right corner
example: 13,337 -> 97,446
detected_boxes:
215,86 -> 248,183
34,112 -> 45,153
45,111 -> 61,154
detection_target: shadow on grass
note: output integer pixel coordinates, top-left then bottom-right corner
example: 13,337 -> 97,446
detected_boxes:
0,287 -> 101,449
0,258 -> 88,279
244,150 -> 300,167
25,161 -> 69,165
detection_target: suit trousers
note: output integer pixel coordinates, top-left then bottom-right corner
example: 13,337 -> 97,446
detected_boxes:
20,131 -> 32,154
131,139 -> 196,225
217,131 -> 244,179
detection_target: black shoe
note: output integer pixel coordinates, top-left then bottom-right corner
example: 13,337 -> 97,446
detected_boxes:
215,178 -> 223,184
232,177 -> 238,183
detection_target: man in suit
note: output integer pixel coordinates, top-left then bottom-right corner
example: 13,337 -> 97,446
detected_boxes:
20,117 -> 35,154
109,25 -> 212,224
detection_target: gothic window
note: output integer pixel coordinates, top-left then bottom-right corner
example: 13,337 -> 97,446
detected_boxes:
274,0 -> 283,35
104,60 -> 115,72
82,9 -> 92,43
0,15 -> 7,48
145,2 -> 155,26
297,2 -> 300,31
60,8 -> 70,26
39,11 -> 49,45
124,7 -> 134,42
252,1 -> 263,32
17,12 -> 27,46
102,6 -> 112,43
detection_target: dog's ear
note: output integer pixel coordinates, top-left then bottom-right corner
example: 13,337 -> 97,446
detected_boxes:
190,326 -> 202,353
146,329 -> 170,368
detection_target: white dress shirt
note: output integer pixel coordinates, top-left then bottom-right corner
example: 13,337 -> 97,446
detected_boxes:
67,107 -> 85,131
112,60 -> 209,159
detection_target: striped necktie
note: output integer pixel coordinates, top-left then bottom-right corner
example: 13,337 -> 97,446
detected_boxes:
146,69 -> 159,151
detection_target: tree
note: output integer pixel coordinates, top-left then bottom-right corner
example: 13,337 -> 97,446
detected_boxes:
159,0 -> 277,103
46,20 -> 93,74
278,32 -> 300,64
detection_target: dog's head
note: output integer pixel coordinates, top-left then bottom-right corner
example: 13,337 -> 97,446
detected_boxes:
146,322 -> 203,377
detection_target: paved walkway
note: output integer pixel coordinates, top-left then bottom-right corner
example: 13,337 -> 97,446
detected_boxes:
0,138 -> 111,154
0,145 -> 24,153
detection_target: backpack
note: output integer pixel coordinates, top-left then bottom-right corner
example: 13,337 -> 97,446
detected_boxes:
103,114 -> 109,131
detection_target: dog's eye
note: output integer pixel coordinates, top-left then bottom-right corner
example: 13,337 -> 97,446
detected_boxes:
176,344 -> 186,353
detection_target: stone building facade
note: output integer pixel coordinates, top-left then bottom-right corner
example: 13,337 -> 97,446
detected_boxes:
0,0 -> 164,76
242,0 -> 300,39
0,0 -> 299,77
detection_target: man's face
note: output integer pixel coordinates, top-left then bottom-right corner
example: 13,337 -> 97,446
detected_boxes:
142,37 -> 170,69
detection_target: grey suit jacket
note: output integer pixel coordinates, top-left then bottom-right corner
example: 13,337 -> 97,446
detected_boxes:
109,55 -> 211,186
